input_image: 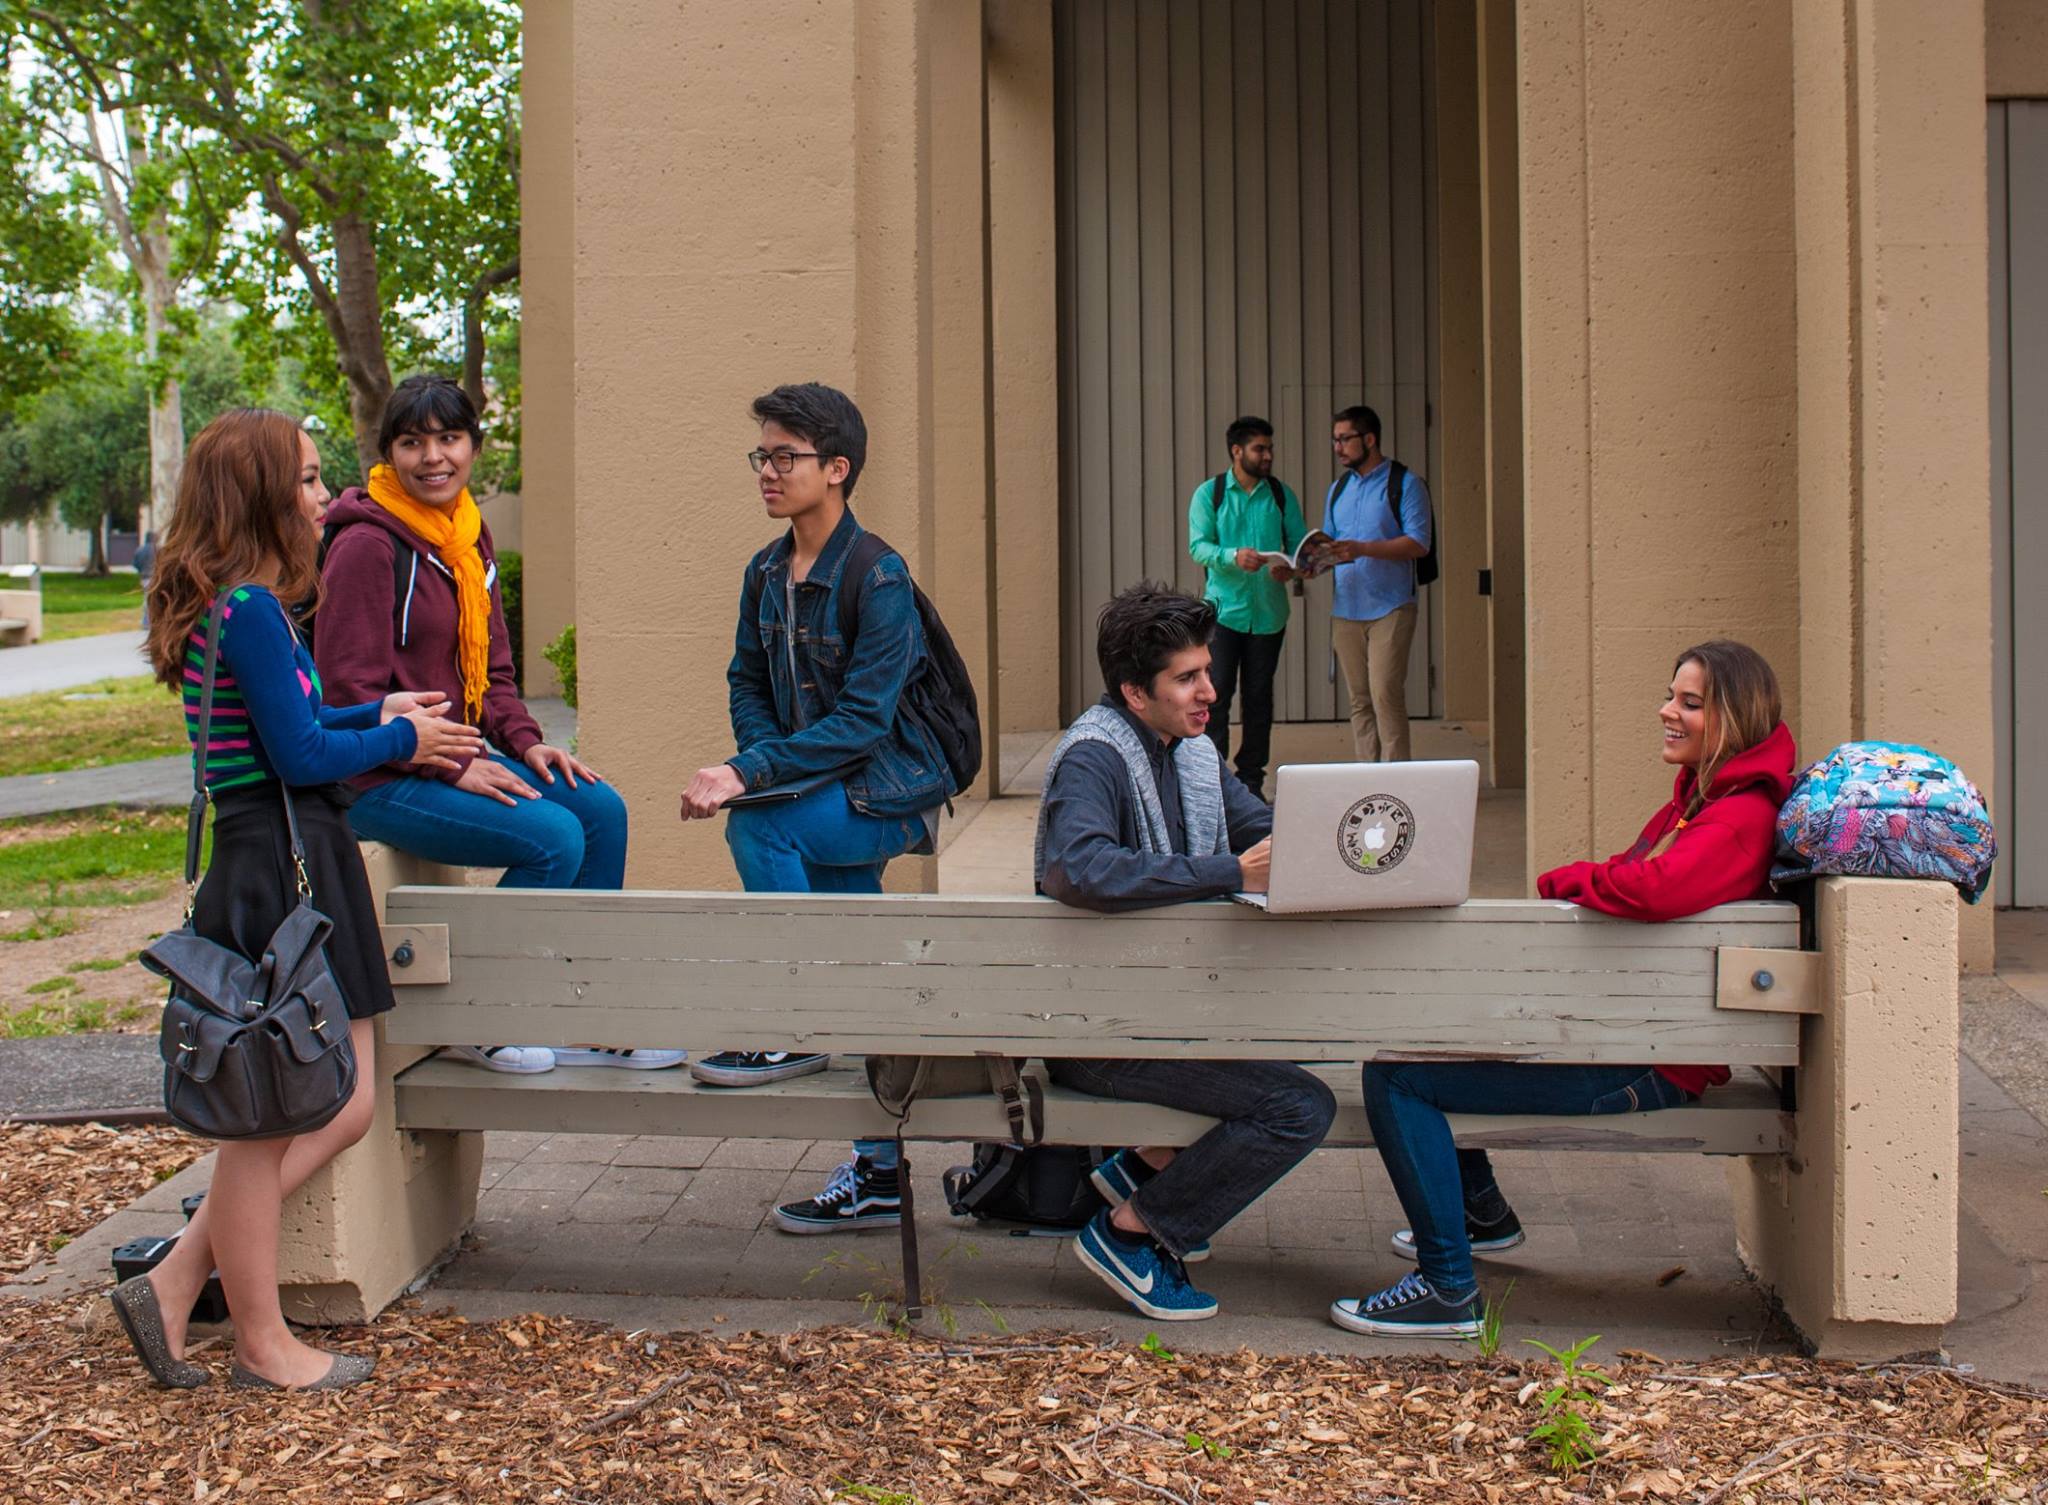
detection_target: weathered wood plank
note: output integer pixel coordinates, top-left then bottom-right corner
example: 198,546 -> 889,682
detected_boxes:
392,1059 -> 1791,1156
379,890 -> 1801,1064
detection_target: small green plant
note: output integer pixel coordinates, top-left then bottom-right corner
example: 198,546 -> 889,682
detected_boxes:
1184,1431 -> 1233,1460
46,1234 -> 70,1253
1468,1277 -> 1515,1359
1139,1332 -> 1177,1363
1522,1334 -> 1610,1475
833,1482 -> 916,1505
26,976 -> 77,995
542,622 -> 578,709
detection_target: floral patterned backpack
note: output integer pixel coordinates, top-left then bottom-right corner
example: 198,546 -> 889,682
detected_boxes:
1772,742 -> 1998,903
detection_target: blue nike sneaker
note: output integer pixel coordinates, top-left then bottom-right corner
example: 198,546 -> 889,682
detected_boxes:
1089,1148 -> 1153,1206
1073,1209 -> 1218,1321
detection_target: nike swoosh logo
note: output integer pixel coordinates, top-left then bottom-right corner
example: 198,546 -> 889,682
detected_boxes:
1098,1239 -> 1154,1294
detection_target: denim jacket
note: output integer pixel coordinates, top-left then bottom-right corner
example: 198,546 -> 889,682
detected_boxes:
726,507 -> 953,823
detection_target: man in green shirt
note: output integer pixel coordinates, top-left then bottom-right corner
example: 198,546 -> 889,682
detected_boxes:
1186,415 -> 1307,801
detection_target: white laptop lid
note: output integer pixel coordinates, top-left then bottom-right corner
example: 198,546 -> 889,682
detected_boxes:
1253,760 -> 1480,913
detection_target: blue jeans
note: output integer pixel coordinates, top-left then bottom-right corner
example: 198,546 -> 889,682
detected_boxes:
349,756 -> 629,891
727,780 -> 927,1167
1046,1058 -> 1337,1256
1362,1061 -> 1695,1296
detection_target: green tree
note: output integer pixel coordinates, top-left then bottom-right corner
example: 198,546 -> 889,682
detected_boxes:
0,36 -> 99,416
11,0 -> 523,470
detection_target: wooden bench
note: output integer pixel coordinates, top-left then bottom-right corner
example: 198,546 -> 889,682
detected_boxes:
284,854 -> 1959,1359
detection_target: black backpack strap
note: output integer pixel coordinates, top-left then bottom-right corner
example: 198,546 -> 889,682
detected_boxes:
836,529 -> 894,645
896,1133 -> 923,1322
1211,472 -> 1227,518
1385,460 -> 1409,534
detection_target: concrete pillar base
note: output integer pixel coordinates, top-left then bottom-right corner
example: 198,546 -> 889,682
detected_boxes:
274,845 -> 489,1325
1727,878 -> 1959,1358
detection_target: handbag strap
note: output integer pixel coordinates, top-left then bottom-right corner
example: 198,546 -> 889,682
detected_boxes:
186,591 -> 313,917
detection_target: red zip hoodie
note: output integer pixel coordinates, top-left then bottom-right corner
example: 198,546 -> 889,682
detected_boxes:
1536,722 -> 1798,1096
313,487 -> 542,788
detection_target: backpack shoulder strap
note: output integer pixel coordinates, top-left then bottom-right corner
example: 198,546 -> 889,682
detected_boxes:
1385,460 -> 1409,529
1211,472 -> 1227,513
836,529 -> 895,646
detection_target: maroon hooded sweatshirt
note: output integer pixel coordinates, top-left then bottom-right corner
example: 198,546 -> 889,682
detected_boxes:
314,487 -> 542,789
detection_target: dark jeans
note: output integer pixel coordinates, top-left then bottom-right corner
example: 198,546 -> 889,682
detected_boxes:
1047,1058 -> 1336,1256
349,755 -> 629,890
1206,624 -> 1286,795
1362,1061 -> 1695,1296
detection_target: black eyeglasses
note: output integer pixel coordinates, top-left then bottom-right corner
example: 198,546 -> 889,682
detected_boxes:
1331,432 -> 1364,448
747,448 -> 823,475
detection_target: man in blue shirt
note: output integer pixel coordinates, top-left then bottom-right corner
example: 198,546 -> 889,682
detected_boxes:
1323,405 -> 1431,763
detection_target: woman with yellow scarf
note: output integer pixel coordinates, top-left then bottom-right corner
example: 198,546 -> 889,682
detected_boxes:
313,375 -> 684,1076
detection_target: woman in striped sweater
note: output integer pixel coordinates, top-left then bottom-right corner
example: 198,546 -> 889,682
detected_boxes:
115,410 -> 481,1392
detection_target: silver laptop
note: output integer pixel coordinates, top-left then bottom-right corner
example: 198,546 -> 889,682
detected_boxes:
1233,760 -> 1480,913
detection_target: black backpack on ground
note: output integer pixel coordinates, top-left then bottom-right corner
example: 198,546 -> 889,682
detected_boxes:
744,528 -> 984,798
943,1144 -> 1108,1230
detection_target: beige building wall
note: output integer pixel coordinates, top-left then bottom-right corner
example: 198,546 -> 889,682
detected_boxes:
1988,0 -> 2048,96
518,2 -> 574,697
1477,0 -> 1524,791
554,0 -> 989,888
1518,2 -> 1801,882
987,0 -> 1062,739
1433,1 -> 1489,729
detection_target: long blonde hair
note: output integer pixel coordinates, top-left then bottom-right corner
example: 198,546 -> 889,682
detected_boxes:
1645,640 -> 1782,857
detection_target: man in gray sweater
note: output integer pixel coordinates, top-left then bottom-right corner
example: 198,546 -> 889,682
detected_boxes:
1033,582 -> 1336,1323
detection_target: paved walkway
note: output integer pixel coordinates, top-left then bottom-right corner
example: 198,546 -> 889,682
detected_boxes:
0,630 -> 147,697
0,697 -> 576,821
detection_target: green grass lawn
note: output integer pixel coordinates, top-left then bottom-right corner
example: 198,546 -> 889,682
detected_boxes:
33,572 -> 147,642
0,807 -> 192,924
0,676 -> 185,779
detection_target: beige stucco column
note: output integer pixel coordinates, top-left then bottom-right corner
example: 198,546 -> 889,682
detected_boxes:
518,0 -> 574,696
1476,0 -> 1523,792
1432,2 -> 1488,731
564,0 -> 992,888
987,0 -> 1061,740
1793,0 -> 1993,968
1516,4 -> 1801,885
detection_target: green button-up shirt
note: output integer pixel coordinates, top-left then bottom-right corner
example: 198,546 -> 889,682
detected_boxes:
1187,470 -> 1307,635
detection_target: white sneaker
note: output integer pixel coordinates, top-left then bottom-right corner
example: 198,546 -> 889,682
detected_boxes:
441,1044 -> 556,1074
549,1047 -> 689,1070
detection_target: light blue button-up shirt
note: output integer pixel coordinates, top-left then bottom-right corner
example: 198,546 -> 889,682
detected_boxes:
1326,460 -> 1431,623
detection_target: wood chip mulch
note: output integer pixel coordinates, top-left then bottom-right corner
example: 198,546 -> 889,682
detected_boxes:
3,1124 -> 2044,1502
0,1122 -> 203,1273
1,1296 -> 2043,1503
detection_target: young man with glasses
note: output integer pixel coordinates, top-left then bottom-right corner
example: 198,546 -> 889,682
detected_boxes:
1186,416 -> 1306,802
679,382 -> 956,1235
1323,405 -> 1431,763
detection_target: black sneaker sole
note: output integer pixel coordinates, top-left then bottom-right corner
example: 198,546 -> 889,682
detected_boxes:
689,1055 -> 832,1087
1328,1299 -> 1481,1338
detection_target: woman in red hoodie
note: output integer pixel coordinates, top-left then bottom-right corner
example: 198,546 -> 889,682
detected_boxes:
1329,640 -> 1795,1340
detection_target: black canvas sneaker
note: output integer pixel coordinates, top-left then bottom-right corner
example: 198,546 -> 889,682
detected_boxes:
773,1156 -> 902,1234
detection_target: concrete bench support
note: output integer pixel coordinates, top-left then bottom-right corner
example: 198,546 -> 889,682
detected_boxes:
1728,877 -> 1960,1359
273,843 -> 486,1324
0,589 -> 42,645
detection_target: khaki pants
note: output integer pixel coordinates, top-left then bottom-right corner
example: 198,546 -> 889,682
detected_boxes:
1332,602 -> 1418,763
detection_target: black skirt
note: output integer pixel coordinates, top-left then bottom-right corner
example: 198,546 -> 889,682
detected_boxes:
194,783 -> 396,1020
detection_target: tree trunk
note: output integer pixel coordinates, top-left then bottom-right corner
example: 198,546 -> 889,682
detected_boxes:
86,514 -> 108,576
142,265 -> 184,532
330,211 -> 393,472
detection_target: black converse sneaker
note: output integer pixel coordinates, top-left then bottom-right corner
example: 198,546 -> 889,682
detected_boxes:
1329,1273 -> 1482,1338
773,1156 -> 902,1234
1389,1202 -> 1525,1261
690,1051 -> 831,1087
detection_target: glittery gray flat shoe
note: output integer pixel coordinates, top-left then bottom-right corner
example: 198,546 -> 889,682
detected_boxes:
231,1352 -> 375,1390
107,1275 -> 208,1389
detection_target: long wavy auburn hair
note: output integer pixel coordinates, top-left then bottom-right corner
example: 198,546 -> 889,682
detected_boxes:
1641,639 -> 1783,860
146,409 -> 321,687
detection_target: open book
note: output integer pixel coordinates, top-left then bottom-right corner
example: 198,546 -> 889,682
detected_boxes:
1247,529 -> 1339,578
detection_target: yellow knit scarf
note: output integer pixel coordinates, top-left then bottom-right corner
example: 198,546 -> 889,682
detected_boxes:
365,464 -> 490,722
